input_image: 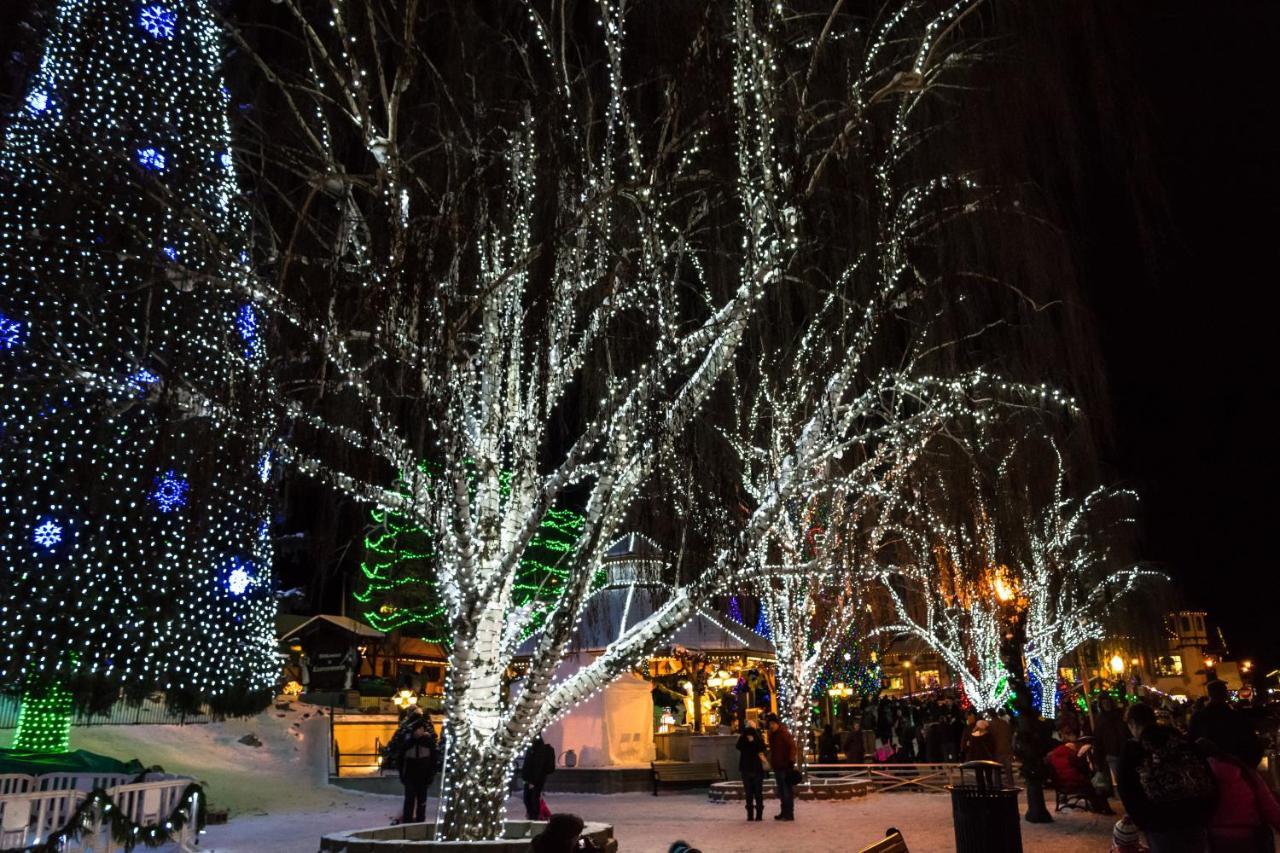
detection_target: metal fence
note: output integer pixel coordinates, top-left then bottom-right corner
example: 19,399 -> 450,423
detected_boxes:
0,694 -> 213,730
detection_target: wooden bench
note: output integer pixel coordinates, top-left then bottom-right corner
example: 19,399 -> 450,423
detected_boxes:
651,761 -> 725,795
857,828 -> 909,853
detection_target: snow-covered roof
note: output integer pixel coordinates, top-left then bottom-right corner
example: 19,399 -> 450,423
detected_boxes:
278,614 -> 384,642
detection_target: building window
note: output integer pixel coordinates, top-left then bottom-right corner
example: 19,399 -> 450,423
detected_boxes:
886,676 -> 904,691
1156,655 -> 1183,677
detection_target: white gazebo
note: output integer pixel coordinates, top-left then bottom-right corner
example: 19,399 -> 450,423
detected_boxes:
516,533 -> 773,769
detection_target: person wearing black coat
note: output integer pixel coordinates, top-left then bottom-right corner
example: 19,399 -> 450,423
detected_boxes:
521,734 -> 557,820
736,725 -> 768,821
399,718 -> 438,824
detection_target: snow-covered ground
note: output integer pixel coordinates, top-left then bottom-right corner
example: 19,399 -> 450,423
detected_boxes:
4,707 -> 1117,852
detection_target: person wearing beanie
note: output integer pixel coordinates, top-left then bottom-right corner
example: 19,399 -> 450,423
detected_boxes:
1111,814 -> 1147,853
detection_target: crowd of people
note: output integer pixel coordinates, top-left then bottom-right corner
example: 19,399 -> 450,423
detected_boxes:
379,682 -> 1280,851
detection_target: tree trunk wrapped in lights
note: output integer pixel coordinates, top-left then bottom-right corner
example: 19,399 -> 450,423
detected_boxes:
0,0 -> 277,751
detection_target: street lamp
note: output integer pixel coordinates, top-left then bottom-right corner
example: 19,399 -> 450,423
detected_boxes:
902,659 -> 914,695
827,683 -> 853,699
392,688 -> 419,710
1109,655 -> 1125,677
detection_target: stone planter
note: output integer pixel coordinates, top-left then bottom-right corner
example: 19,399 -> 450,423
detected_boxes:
320,820 -> 617,852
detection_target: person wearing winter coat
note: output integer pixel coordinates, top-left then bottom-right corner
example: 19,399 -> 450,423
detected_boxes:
842,721 -> 867,763
1096,697 -> 1131,790
1118,703 -> 1216,853
817,724 -> 839,764
1191,681 -> 1263,768
1046,738 -> 1114,814
1199,738 -> 1280,853
987,711 -> 1015,787
736,725 -> 768,821
521,734 -> 557,821
399,717 -> 438,824
766,714 -> 797,821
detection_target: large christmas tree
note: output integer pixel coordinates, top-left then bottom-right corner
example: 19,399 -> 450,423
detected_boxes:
0,0 -> 277,751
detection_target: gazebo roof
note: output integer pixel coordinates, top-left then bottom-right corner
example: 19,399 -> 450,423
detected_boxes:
278,614 -> 384,643
519,533 -> 774,658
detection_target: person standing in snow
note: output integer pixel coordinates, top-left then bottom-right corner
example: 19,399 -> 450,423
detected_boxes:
399,717 -> 438,823
521,734 -> 557,820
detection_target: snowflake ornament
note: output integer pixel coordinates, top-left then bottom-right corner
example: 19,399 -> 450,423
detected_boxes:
139,5 -> 177,40
150,470 -> 189,513
33,518 -> 63,549
226,561 -> 253,596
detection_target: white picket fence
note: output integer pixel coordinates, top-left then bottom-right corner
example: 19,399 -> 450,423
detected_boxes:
0,772 -> 199,851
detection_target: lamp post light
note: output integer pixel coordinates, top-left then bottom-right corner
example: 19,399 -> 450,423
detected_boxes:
902,659 -> 914,696
392,688 -> 419,712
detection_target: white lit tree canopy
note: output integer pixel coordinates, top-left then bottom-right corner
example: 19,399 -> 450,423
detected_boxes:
222,0 -> 1063,839
0,0 -> 277,751
1009,442 -> 1163,718
873,490 -> 1015,712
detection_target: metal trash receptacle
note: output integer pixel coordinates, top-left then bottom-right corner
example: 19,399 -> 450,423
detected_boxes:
949,760 -> 1023,853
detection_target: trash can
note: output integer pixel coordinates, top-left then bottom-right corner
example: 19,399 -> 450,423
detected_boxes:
949,760 -> 1023,853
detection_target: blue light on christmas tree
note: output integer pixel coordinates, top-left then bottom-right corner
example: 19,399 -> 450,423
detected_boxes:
32,519 -> 63,549
136,147 -> 167,172
127,368 -> 160,395
138,5 -> 177,40
257,451 -> 272,483
26,91 -> 50,114
0,314 -> 23,350
162,245 -> 178,261
225,560 -> 253,596
150,470 -> 189,513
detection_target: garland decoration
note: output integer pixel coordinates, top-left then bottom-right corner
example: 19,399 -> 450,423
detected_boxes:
20,781 -> 205,852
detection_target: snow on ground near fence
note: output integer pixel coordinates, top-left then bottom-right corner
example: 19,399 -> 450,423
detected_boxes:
5,707 -> 1116,852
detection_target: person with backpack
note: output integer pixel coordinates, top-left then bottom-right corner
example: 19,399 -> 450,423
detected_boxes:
398,716 -> 438,824
1199,738 -> 1280,853
521,733 -> 557,821
1118,702 -> 1217,852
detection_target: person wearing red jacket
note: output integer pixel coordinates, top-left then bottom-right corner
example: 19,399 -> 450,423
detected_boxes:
1200,738 -> 1280,853
766,714 -> 797,821
1046,737 -> 1114,814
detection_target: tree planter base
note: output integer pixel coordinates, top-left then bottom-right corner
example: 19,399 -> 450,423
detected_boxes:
320,820 -> 616,852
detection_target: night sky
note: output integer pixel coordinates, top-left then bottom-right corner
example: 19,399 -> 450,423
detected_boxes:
1081,2 -> 1280,671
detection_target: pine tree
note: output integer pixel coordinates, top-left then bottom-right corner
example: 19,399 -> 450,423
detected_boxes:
0,0 -> 276,751
355,464 -> 585,642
